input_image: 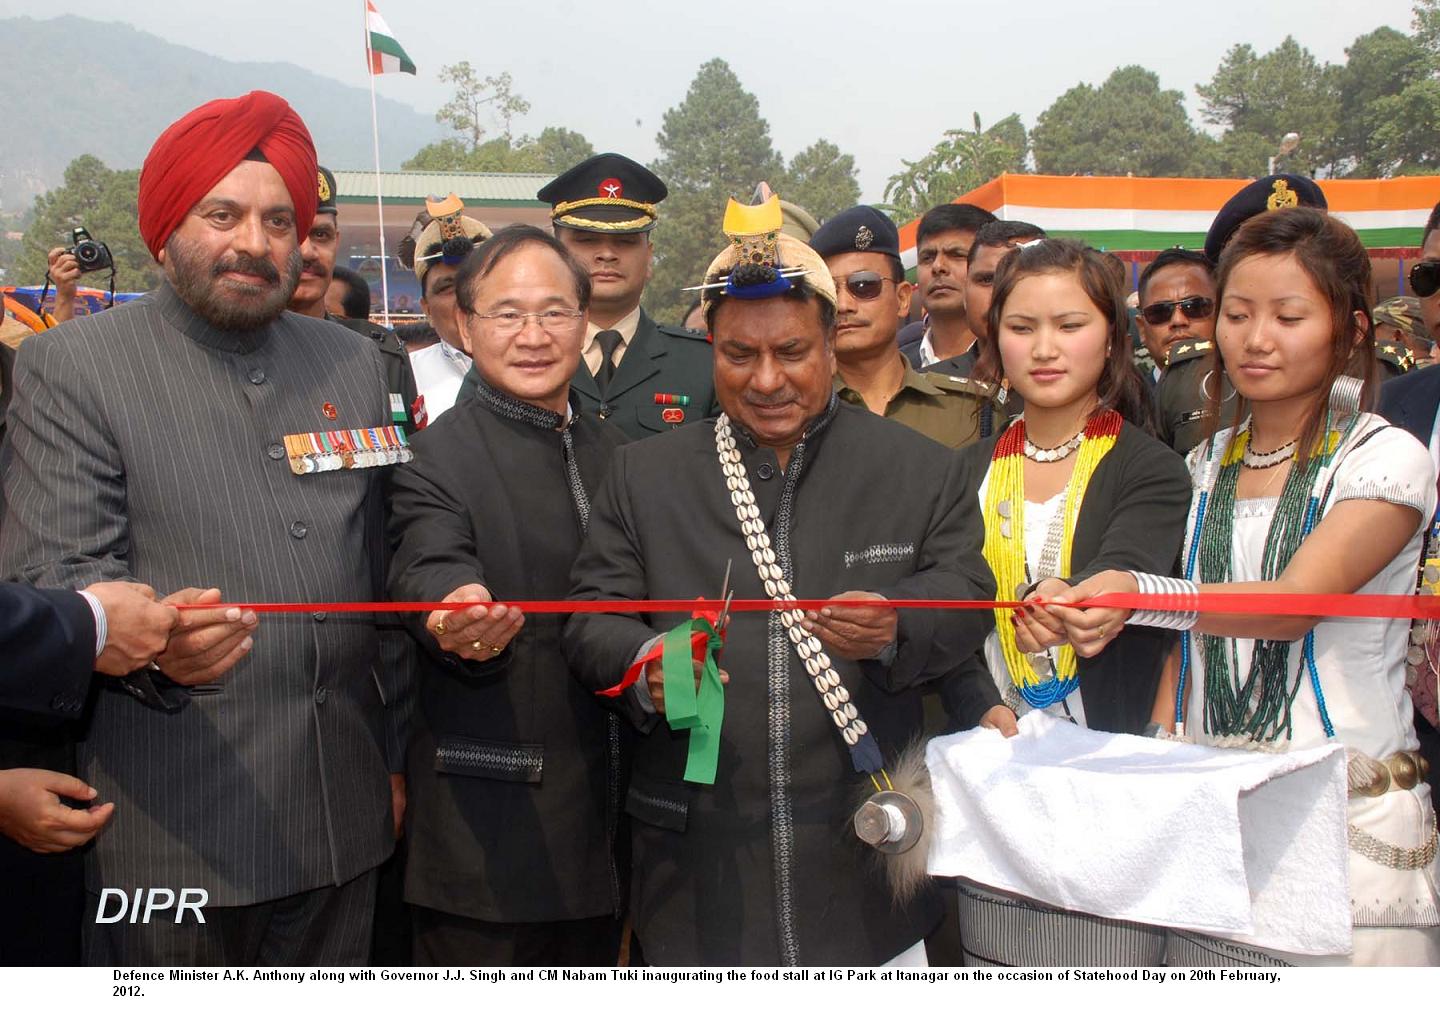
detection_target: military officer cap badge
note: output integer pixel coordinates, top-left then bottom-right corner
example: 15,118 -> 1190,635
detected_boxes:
810,205 -> 901,261
315,166 -> 338,216
1203,173 -> 1327,263
538,152 -> 668,234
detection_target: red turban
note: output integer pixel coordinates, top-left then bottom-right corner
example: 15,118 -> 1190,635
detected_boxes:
138,91 -> 318,260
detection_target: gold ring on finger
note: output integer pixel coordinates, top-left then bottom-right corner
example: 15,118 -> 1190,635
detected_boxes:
434,621 -> 447,635
471,640 -> 484,651
1097,625 -> 1106,637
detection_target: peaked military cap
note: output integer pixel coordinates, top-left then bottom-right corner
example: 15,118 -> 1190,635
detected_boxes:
315,165 -> 338,216
538,152 -> 667,234
1204,174 -> 1327,263
810,205 -> 900,261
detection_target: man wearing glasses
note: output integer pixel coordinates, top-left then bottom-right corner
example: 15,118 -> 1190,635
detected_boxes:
387,226 -> 629,965
814,206 -> 996,449
1140,248 -> 1224,453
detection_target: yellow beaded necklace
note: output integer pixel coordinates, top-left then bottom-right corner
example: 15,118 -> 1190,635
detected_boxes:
983,409 -> 1122,707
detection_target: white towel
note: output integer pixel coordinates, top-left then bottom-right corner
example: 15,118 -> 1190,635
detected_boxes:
926,712 -> 1352,955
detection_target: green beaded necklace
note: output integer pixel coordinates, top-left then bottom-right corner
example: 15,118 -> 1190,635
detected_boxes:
1194,416 -> 1346,742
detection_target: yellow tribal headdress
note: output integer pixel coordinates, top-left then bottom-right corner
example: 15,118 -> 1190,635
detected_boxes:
413,194 -> 493,286
690,196 -> 836,317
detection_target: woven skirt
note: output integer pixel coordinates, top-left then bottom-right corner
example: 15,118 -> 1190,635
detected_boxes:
956,881 -> 1166,967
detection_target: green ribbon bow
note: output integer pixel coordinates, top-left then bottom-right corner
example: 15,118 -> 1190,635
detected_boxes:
661,617 -> 726,785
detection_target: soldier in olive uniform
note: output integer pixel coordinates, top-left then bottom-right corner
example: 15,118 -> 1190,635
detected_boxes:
812,205 -> 996,449
289,166 -> 420,434
1375,296 -> 1432,369
1139,249 -> 1224,453
538,153 -> 719,440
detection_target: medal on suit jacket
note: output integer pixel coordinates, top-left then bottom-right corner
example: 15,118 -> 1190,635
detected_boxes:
283,426 -> 412,475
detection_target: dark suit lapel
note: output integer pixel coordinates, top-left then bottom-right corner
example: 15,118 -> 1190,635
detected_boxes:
570,358 -> 601,401
602,311 -> 663,402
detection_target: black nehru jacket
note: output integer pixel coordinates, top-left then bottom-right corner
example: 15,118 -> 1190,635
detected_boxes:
958,420 -> 1193,734
564,402 -> 997,965
387,391 -> 629,924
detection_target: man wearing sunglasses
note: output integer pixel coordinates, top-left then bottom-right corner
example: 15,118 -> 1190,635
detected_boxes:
1140,249 -> 1227,453
1401,205 -> 1440,376
813,206 -> 995,450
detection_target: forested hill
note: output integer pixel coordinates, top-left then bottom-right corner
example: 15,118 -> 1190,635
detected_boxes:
0,15 -> 443,210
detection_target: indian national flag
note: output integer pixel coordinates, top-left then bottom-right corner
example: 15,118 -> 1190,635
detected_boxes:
897,173 -> 1440,267
366,1 -> 416,75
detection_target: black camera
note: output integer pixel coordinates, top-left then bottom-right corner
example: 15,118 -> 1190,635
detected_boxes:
67,226 -> 114,274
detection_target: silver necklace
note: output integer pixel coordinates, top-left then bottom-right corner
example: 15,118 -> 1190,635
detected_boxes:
1241,431 -> 1297,470
1023,429 -> 1083,463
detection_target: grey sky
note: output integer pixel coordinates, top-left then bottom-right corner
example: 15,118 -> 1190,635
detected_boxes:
0,0 -> 1420,200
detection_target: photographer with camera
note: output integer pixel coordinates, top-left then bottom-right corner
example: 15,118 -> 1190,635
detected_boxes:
42,227 -> 113,325
43,247 -> 81,324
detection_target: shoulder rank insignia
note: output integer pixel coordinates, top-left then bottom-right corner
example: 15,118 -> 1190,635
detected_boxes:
1377,342 -> 1414,373
1164,340 -> 1212,368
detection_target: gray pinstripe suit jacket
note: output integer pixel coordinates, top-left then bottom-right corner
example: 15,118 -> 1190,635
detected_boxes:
0,284 -> 409,906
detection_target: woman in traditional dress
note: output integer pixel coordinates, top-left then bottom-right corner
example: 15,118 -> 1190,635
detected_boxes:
952,238 -> 1192,965
1059,207 -> 1440,966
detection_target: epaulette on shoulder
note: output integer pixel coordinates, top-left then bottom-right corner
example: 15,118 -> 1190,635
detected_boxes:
659,323 -> 711,343
1164,340 -> 1213,369
1376,341 -> 1414,373
929,372 -> 993,399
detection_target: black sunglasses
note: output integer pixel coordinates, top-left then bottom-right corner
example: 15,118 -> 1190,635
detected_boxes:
834,271 -> 900,301
1410,260 -> 1440,299
1140,296 -> 1215,326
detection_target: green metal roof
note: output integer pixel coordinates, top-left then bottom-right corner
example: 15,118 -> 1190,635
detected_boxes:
332,169 -> 552,206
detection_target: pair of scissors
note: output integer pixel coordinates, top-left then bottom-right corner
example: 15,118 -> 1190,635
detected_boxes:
714,559 -> 734,656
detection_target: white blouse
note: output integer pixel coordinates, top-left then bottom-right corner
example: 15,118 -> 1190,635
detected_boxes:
1182,414 -> 1439,927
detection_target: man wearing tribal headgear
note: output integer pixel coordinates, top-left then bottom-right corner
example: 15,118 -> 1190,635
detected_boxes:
564,196 -> 997,966
0,91 -> 415,965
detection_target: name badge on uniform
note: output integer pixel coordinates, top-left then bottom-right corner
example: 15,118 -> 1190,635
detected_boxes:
283,426 -> 413,475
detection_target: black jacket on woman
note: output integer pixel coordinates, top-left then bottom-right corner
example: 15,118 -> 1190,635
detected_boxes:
388,389 -> 628,923
957,419 -> 1192,735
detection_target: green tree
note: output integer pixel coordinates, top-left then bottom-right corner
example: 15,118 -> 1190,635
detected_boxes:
1368,78 -> 1440,175
435,63 -> 531,145
1032,66 -> 1204,177
403,129 -> 594,174
647,59 -> 787,324
780,139 -> 861,220
531,127 -> 596,174
1415,0 -> 1440,56
883,113 -> 1027,222
14,155 -> 158,291
1332,27 -> 1431,175
1196,37 -> 1341,176
406,64 -> 593,175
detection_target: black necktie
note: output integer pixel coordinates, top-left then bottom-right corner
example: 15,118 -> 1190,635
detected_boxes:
595,330 -> 623,392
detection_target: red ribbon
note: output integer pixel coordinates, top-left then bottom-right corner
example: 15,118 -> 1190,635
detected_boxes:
173,592 -> 1440,621
597,601 -> 723,699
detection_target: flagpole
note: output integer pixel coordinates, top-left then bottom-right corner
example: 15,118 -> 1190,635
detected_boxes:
364,5 -> 392,327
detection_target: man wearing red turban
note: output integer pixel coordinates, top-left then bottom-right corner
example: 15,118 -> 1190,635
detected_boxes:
0,93 -> 416,965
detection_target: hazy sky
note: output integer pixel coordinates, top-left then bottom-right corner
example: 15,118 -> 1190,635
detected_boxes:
0,0 -> 1421,200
